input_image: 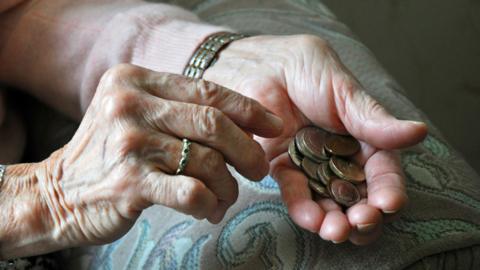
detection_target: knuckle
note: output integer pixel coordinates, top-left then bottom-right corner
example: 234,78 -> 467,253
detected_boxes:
368,99 -> 387,116
195,79 -> 222,103
115,130 -> 145,158
296,34 -> 330,49
338,77 -> 357,92
111,178 -> 127,194
100,64 -> 138,88
196,106 -> 225,140
111,179 -> 142,218
238,97 -> 263,125
202,148 -> 225,172
110,164 -> 136,194
101,90 -> 139,120
178,181 -> 207,212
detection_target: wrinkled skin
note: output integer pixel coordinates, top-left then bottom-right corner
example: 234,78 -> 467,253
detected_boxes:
1,35 -> 428,260
0,65 -> 283,258
204,35 -> 428,245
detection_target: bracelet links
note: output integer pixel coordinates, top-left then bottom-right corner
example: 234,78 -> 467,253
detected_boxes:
183,32 -> 247,79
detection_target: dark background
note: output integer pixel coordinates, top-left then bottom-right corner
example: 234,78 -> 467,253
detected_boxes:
323,0 -> 480,173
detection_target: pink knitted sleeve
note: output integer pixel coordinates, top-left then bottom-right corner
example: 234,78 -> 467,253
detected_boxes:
0,0 -> 231,118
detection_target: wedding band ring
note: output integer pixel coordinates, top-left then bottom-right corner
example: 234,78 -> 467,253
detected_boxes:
176,138 -> 192,175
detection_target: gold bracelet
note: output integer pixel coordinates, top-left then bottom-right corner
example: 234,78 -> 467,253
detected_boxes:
183,32 -> 247,79
0,164 -> 5,191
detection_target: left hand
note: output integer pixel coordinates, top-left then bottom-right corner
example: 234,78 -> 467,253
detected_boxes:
204,35 -> 428,245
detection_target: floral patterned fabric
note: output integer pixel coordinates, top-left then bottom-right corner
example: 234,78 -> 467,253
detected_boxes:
59,0 -> 480,269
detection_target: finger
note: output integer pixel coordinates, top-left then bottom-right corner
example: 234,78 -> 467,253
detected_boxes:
349,222 -> 383,245
383,211 -> 403,223
357,183 -> 368,198
142,132 -> 238,223
352,141 -> 377,166
147,99 -> 269,181
316,199 -> 351,243
183,144 -> 238,223
256,136 -> 291,161
140,171 -> 218,221
365,150 -> 408,214
133,67 -> 283,138
271,153 -> 325,232
334,81 -> 428,149
346,199 -> 382,234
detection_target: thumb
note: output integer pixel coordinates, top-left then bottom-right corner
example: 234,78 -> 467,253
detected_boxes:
338,86 -> 428,149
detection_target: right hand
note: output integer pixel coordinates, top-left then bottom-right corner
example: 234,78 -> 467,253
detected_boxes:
33,64 -> 283,247
204,35 -> 427,244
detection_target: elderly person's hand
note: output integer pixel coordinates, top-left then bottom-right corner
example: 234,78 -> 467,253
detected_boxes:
204,35 -> 428,245
0,64 -> 283,259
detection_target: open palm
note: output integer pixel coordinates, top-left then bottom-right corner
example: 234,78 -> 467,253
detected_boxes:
204,35 -> 427,244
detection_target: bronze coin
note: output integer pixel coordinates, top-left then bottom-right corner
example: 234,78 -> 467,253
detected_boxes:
329,179 -> 360,207
288,140 -> 303,168
325,133 -> 360,156
329,156 -> 365,183
301,158 -> 320,180
308,179 -> 330,198
316,162 -> 335,186
295,126 -> 329,162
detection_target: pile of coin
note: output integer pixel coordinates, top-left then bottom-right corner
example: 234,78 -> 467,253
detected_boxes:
288,126 -> 365,207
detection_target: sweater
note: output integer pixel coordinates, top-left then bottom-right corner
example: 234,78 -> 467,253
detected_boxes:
0,0 -> 230,118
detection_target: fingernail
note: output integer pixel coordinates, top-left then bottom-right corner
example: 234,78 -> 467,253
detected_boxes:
406,120 -> 426,127
357,223 -> 376,233
332,240 -> 342,244
265,112 -> 284,130
383,209 -> 397,214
